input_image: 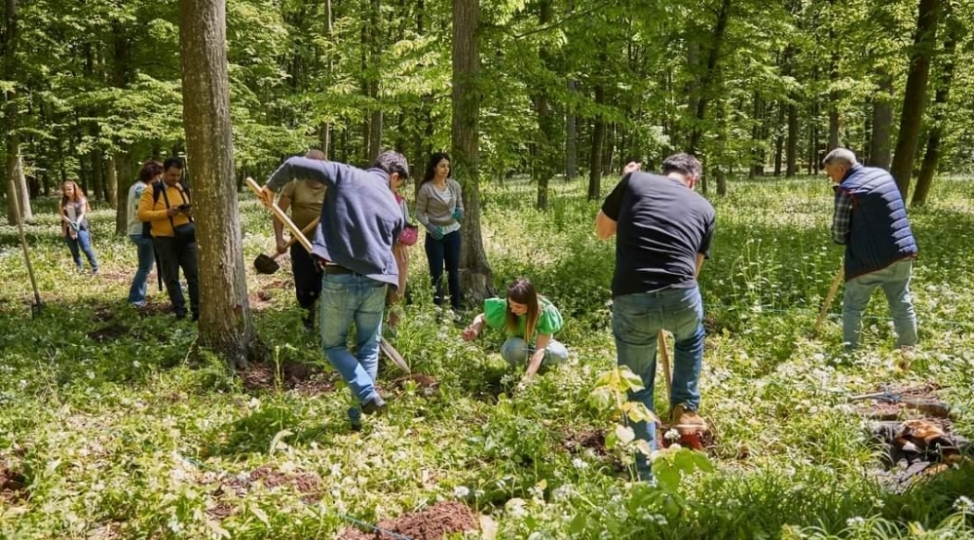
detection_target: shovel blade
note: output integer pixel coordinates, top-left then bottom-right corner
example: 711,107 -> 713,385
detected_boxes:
254,254 -> 280,275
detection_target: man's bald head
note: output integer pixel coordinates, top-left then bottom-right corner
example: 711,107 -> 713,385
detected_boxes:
306,149 -> 327,161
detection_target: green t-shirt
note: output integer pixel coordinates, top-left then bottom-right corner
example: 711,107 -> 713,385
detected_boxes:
483,297 -> 563,339
281,180 -> 326,230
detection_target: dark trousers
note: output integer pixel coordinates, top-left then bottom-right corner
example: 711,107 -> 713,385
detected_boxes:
153,236 -> 199,316
290,242 -> 322,313
424,230 -> 461,309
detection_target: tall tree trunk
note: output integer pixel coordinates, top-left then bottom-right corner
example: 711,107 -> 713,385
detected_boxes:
3,0 -> 32,224
533,0 -> 555,209
912,19 -> 957,206
178,0 -> 264,369
114,152 -> 131,236
587,85 -> 605,201
749,92 -> 762,178
774,101 -> 785,176
565,79 -> 577,179
867,73 -> 894,168
686,0 -> 732,156
891,0 -> 940,197
452,0 -> 494,305
105,153 -> 118,209
786,102 -> 798,177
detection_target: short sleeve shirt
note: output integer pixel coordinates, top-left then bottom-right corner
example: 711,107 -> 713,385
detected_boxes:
601,172 -> 715,297
483,297 -> 564,339
281,180 -> 326,230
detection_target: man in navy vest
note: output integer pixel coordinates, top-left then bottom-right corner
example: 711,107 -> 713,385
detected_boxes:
823,148 -> 918,350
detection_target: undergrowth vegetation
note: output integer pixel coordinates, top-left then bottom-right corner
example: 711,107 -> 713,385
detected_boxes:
0,176 -> 972,539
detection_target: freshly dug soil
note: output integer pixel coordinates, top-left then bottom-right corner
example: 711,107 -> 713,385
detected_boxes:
338,501 -> 477,540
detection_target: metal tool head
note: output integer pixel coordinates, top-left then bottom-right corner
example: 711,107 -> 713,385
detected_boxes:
254,253 -> 281,275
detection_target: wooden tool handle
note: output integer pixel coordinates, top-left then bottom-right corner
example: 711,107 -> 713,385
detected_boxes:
272,217 -> 321,260
813,264 -> 844,335
246,177 -> 314,253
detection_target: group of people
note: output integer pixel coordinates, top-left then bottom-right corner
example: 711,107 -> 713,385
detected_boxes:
60,143 -> 919,483
57,158 -> 198,322
258,146 -> 919,483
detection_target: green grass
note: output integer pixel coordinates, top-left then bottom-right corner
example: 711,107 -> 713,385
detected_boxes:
0,175 -> 972,539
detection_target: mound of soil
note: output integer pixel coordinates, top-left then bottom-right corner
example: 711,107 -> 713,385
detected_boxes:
0,460 -> 28,503
208,464 -> 323,518
239,360 -> 336,395
137,303 -> 173,318
338,501 -> 477,540
852,383 -> 949,420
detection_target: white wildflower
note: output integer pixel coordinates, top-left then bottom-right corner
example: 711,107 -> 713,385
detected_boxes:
453,486 -> 470,499
845,516 -> 865,527
572,457 -> 588,469
664,428 -> 680,442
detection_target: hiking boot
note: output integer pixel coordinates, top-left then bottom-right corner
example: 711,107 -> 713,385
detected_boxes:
670,404 -> 707,433
175,310 -> 187,321
361,395 -> 387,416
347,407 -> 362,432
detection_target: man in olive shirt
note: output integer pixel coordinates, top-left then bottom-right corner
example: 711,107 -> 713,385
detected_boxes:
274,149 -> 327,329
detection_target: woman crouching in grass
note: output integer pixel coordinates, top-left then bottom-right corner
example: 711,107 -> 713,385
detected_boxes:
462,277 -> 568,385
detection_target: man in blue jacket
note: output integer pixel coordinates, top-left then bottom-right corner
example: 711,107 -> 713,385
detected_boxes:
823,148 -> 918,350
260,151 -> 407,423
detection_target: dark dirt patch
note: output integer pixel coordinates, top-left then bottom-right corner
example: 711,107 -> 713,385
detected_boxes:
96,271 -> 131,285
563,428 -> 608,457
87,323 -> 130,343
338,501 -> 478,540
388,374 -> 440,397
92,306 -> 116,322
0,460 -> 28,503
207,465 -> 323,519
137,303 -> 173,318
239,360 -> 336,395
263,278 -> 292,290
247,291 -> 274,312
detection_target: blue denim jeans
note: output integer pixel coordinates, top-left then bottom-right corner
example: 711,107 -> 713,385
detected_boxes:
320,273 -> 387,406
425,231 -> 461,309
127,235 -> 156,305
843,258 -> 917,348
612,286 -> 705,480
500,337 -> 568,367
65,230 -> 98,272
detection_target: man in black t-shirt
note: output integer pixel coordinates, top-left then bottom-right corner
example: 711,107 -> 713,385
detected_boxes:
595,153 -> 715,482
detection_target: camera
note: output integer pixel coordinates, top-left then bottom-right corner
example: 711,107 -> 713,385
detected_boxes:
178,204 -> 192,211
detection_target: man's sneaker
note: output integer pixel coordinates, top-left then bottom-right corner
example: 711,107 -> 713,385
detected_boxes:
175,311 -> 187,321
670,404 -> 707,433
361,395 -> 387,416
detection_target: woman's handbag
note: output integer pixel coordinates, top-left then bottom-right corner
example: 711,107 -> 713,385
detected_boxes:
398,224 -> 419,246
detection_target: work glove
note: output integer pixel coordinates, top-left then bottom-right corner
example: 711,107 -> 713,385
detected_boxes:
430,225 -> 444,240
70,221 -> 80,232
452,207 -> 464,221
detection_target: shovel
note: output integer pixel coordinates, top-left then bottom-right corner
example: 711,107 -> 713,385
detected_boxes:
245,177 -> 411,374
254,217 -> 320,275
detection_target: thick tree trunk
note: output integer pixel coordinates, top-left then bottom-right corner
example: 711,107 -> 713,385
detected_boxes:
774,102 -> 785,176
587,85 -> 605,201
891,0 -> 940,197
786,103 -> 798,177
3,0 -> 32,225
452,0 -> 494,306
912,21 -> 957,206
867,73 -> 894,168
178,0 -> 264,369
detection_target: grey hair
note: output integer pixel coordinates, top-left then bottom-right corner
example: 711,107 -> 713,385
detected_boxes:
822,148 -> 858,168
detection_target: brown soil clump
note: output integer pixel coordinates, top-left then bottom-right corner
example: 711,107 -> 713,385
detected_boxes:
338,501 -> 477,540
239,360 -> 336,395
0,460 -> 28,503
87,323 -> 130,342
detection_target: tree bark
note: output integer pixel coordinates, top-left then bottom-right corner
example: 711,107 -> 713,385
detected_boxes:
565,79 -> 577,179
686,0 -> 732,156
533,0 -> 555,209
786,103 -> 798,177
114,152 -> 131,236
867,73 -> 894,168
105,153 -> 118,210
3,0 -> 32,225
890,0 -> 940,197
178,0 -> 264,369
773,101 -> 785,176
452,0 -> 494,306
587,85 -> 605,201
912,19 -> 957,206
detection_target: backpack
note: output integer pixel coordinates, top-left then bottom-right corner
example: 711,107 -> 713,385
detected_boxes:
142,181 -> 191,239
